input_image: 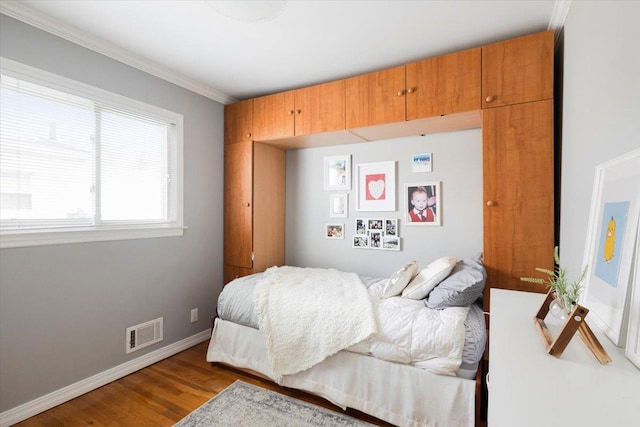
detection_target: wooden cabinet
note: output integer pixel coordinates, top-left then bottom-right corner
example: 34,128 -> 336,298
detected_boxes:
346,48 -> 480,130
406,47 -> 481,119
482,99 -> 555,309
345,65 -> 406,128
223,141 -> 285,284
482,30 -> 553,108
224,99 -> 253,145
253,80 -> 345,141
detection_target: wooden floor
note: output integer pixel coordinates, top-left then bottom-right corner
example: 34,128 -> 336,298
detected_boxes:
15,340 -> 392,426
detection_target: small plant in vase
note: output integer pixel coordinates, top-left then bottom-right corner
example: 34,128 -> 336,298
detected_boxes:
521,246 -> 588,321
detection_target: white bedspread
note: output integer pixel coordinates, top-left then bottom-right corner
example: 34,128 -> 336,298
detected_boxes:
254,266 -> 377,381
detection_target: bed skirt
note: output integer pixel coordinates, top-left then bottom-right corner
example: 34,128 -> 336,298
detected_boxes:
207,318 -> 475,427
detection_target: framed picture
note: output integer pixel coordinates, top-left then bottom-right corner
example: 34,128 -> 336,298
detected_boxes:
381,235 -> 401,251
352,234 -> 369,248
582,149 -> 640,346
369,231 -> 382,248
412,153 -> 432,173
405,181 -> 442,226
355,218 -> 367,235
385,218 -> 398,236
625,226 -> 640,369
367,218 -> 383,232
324,155 -> 351,191
329,193 -> 348,218
356,161 -> 396,211
325,223 -> 344,239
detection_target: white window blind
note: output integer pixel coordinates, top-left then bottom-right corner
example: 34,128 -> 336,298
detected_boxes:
0,58 -> 184,248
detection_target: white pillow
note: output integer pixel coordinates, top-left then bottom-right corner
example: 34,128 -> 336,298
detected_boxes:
381,261 -> 419,298
402,257 -> 457,299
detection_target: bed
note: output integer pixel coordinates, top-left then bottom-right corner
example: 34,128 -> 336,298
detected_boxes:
207,255 -> 487,427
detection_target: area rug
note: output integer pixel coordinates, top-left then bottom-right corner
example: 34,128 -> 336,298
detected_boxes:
174,380 -> 374,426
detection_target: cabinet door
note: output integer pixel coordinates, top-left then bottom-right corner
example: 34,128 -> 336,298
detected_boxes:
253,90 -> 295,140
224,99 -> 253,144
345,65 -> 406,128
406,47 -> 481,119
224,141 -> 253,269
223,265 -> 252,285
482,30 -> 554,108
482,100 -> 554,305
294,80 -> 345,136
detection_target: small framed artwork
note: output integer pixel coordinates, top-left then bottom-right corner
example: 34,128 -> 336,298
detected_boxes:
352,234 -> 369,248
381,235 -> 401,251
385,218 -> 398,236
355,218 -> 367,235
356,161 -> 396,211
405,181 -> 442,226
581,149 -> 640,346
326,223 -> 345,239
367,218 -> 383,232
412,153 -> 432,173
624,227 -> 640,369
324,155 -> 351,191
329,193 -> 348,218
370,231 -> 382,249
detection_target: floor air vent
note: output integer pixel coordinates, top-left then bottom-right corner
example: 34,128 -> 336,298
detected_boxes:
126,317 -> 163,354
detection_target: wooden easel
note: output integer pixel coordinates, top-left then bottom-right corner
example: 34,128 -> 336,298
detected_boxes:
534,289 -> 611,364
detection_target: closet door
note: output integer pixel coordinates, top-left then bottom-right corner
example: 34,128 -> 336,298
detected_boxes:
224,141 -> 253,271
483,100 -> 554,304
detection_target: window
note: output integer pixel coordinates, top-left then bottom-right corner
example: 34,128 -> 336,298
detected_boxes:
0,58 -> 184,248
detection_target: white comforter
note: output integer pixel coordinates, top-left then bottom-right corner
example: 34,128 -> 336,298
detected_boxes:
254,266 -> 377,381
352,280 -> 469,375
254,267 -> 469,376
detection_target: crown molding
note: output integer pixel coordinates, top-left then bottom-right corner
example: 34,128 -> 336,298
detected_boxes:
548,0 -> 572,46
0,0 -> 237,104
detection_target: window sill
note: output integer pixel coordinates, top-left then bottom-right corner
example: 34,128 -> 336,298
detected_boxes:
0,225 -> 186,249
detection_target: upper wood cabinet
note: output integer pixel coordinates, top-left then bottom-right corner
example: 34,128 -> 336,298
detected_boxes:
253,80 -> 345,141
406,47 -> 481,119
346,48 -> 480,130
345,65 -> 406,128
482,30 -> 554,108
224,99 -> 253,144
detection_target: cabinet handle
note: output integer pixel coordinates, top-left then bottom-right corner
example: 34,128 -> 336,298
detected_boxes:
486,200 -> 497,207
407,87 -> 416,94
245,132 -> 252,138
295,109 -> 302,115
485,95 -> 495,103
397,89 -> 406,96
288,110 -> 294,115
245,202 -> 251,207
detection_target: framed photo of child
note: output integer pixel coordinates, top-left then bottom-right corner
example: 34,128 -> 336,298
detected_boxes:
405,182 -> 441,226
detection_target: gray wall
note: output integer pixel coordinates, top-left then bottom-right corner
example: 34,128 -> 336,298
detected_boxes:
286,129 -> 483,278
559,2 -> 640,277
0,15 -> 224,412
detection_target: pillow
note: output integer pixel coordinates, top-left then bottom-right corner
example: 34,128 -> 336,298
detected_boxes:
381,261 -> 419,298
401,256 -> 457,300
425,254 -> 486,309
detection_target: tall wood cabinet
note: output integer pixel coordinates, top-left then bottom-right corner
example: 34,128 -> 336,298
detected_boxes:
224,140 -> 285,284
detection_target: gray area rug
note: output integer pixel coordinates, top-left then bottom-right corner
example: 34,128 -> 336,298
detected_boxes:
174,380 -> 374,427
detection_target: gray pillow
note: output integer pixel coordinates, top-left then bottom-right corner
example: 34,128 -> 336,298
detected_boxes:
424,255 -> 486,309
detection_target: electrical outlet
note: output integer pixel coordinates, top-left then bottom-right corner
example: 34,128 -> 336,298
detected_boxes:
190,308 -> 198,323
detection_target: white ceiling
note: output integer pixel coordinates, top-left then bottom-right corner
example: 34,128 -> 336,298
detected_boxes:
1,0 -> 568,104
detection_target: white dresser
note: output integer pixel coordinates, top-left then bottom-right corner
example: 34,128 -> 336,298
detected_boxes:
488,288 -> 640,427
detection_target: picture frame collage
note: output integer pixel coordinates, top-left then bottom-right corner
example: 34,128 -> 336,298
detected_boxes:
353,218 -> 400,251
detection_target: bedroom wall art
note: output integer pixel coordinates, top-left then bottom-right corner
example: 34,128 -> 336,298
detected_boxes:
582,148 -> 640,346
352,218 -> 400,251
329,193 -> 348,218
355,161 -> 396,211
323,155 -> 351,191
405,181 -> 442,226
412,153 -> 432,173
325,223 -> 345,239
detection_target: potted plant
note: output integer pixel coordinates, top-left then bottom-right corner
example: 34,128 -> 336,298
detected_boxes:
521,246 -> 588,320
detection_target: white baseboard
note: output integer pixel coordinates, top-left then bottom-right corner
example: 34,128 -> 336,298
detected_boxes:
0,329 -> 211,427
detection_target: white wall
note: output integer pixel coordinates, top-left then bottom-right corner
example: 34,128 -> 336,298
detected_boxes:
286,129 -> 483,278
559,1 -> 640,276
